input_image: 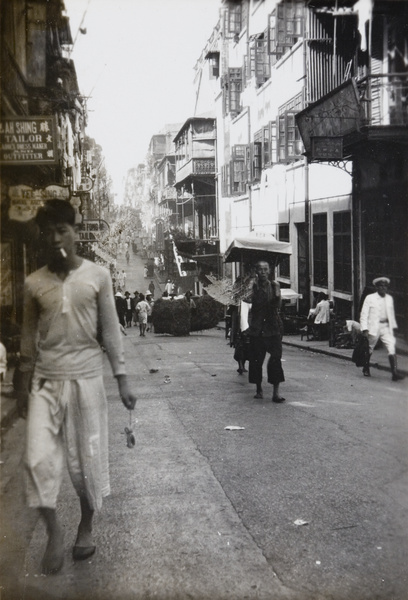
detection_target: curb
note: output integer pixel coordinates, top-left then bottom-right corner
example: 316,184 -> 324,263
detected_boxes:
282,339 -> 408,376
218,322 -> 408,377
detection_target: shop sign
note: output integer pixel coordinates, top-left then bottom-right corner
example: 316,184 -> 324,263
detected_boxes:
311,137 -> 343,160
8,184 -> 70,222
0,116 -> 57,165
78,219 -> 109,242
295,79 -> 362,155
76,176 -> 93,192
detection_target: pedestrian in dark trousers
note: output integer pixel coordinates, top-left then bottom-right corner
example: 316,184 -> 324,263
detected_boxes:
115,291 -> 126,327
245,260 -> 285,403
124,291 -> 134,327
14,199 -> 136,575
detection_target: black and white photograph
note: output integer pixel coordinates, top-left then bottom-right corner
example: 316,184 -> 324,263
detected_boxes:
1,1 -> 407,599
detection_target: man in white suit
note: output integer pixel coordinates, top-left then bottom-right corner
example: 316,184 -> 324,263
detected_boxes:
359,277 -> 404,380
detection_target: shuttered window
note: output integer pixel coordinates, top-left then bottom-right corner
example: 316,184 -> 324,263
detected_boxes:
268,0 -> 304,64
223,68 -> 242,117
277,98 -> 303,163
248,34 -> 270,86
252,132 -> 262,182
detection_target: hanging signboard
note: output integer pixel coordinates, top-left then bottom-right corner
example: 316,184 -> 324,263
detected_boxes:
0,116 -> 57,165
75,176 -> 93,192
295,79 -> 363,156
311,137 -> 343,160
78,219 -> 109,242
8,184 -> 70,222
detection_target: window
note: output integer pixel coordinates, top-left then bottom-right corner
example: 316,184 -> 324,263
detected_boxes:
268,0 -> 305,64
227,1 -> 242,35
278,224 -> 290,277
278,113 -> 303,161
207,52 -> 220,79
252,131 -> 262,182
333,211 -> 352,293
248,34 -> 270,86
313,213 -> 328,287
277,94 -> 304,162
270,121 -> 278,163
263,126 -> 270,166
232,145 -> 247,194
223,68 -> 242,117
232,161 -> 246,194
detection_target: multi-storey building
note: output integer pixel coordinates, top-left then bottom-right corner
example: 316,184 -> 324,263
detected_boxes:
192,0 -> 407,332
1,0 -> 86,346
172,116 -> 219,282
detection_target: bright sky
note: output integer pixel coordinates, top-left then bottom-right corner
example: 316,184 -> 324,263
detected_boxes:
64,0 -> 221,202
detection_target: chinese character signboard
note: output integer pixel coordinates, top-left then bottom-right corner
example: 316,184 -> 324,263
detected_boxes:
8,185 -> 70,222
311,137 -> 343,160
0,116 -> 57,165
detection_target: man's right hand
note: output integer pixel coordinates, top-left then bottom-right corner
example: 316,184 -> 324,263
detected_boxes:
362,330 -> 369,338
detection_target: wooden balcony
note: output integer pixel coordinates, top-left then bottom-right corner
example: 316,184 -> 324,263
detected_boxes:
175,158 -> 216,185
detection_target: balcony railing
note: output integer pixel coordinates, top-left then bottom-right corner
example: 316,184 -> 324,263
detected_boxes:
176,158 -> 216,184
356,73 -> 408,127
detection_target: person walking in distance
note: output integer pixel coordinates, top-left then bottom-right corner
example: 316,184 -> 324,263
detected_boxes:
115,291 -> 126,327
359,276 -> 405,380
148,279 -> 155,298
245,260 -> 286,402
135,293 -> 151,337
14,200 -> 136,575
145,291 -> 154,332
164,279 -> 173,296
118,269 -> 126,291
124,291 -> 134,327
311,292 -> 331,340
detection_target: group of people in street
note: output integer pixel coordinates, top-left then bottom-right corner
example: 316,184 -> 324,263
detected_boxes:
229,263 -> 404,403
114,290 -> 154,336
10,197 -> 405,579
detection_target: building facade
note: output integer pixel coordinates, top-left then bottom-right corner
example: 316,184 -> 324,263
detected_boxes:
193,0 -> 407,331
1,0 -> 88,350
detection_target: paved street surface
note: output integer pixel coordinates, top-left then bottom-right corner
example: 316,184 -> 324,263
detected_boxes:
1,252 -> 407,600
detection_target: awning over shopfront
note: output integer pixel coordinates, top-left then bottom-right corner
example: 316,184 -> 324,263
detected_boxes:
224,231 -> 292,264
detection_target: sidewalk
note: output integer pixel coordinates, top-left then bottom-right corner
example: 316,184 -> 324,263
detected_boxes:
281,333 -> 408,376
219,320 -> 408,378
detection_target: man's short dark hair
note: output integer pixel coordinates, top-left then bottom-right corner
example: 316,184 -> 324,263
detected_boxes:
35,199 -> 76,230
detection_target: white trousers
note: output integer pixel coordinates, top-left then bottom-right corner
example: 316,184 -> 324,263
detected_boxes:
25,375 -> 110,510
368,323 -> 396,355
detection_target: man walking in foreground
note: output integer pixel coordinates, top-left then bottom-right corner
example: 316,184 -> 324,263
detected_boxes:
360,276 -> 405,381
15,200 -> 137,575
246,260 -> 286,402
